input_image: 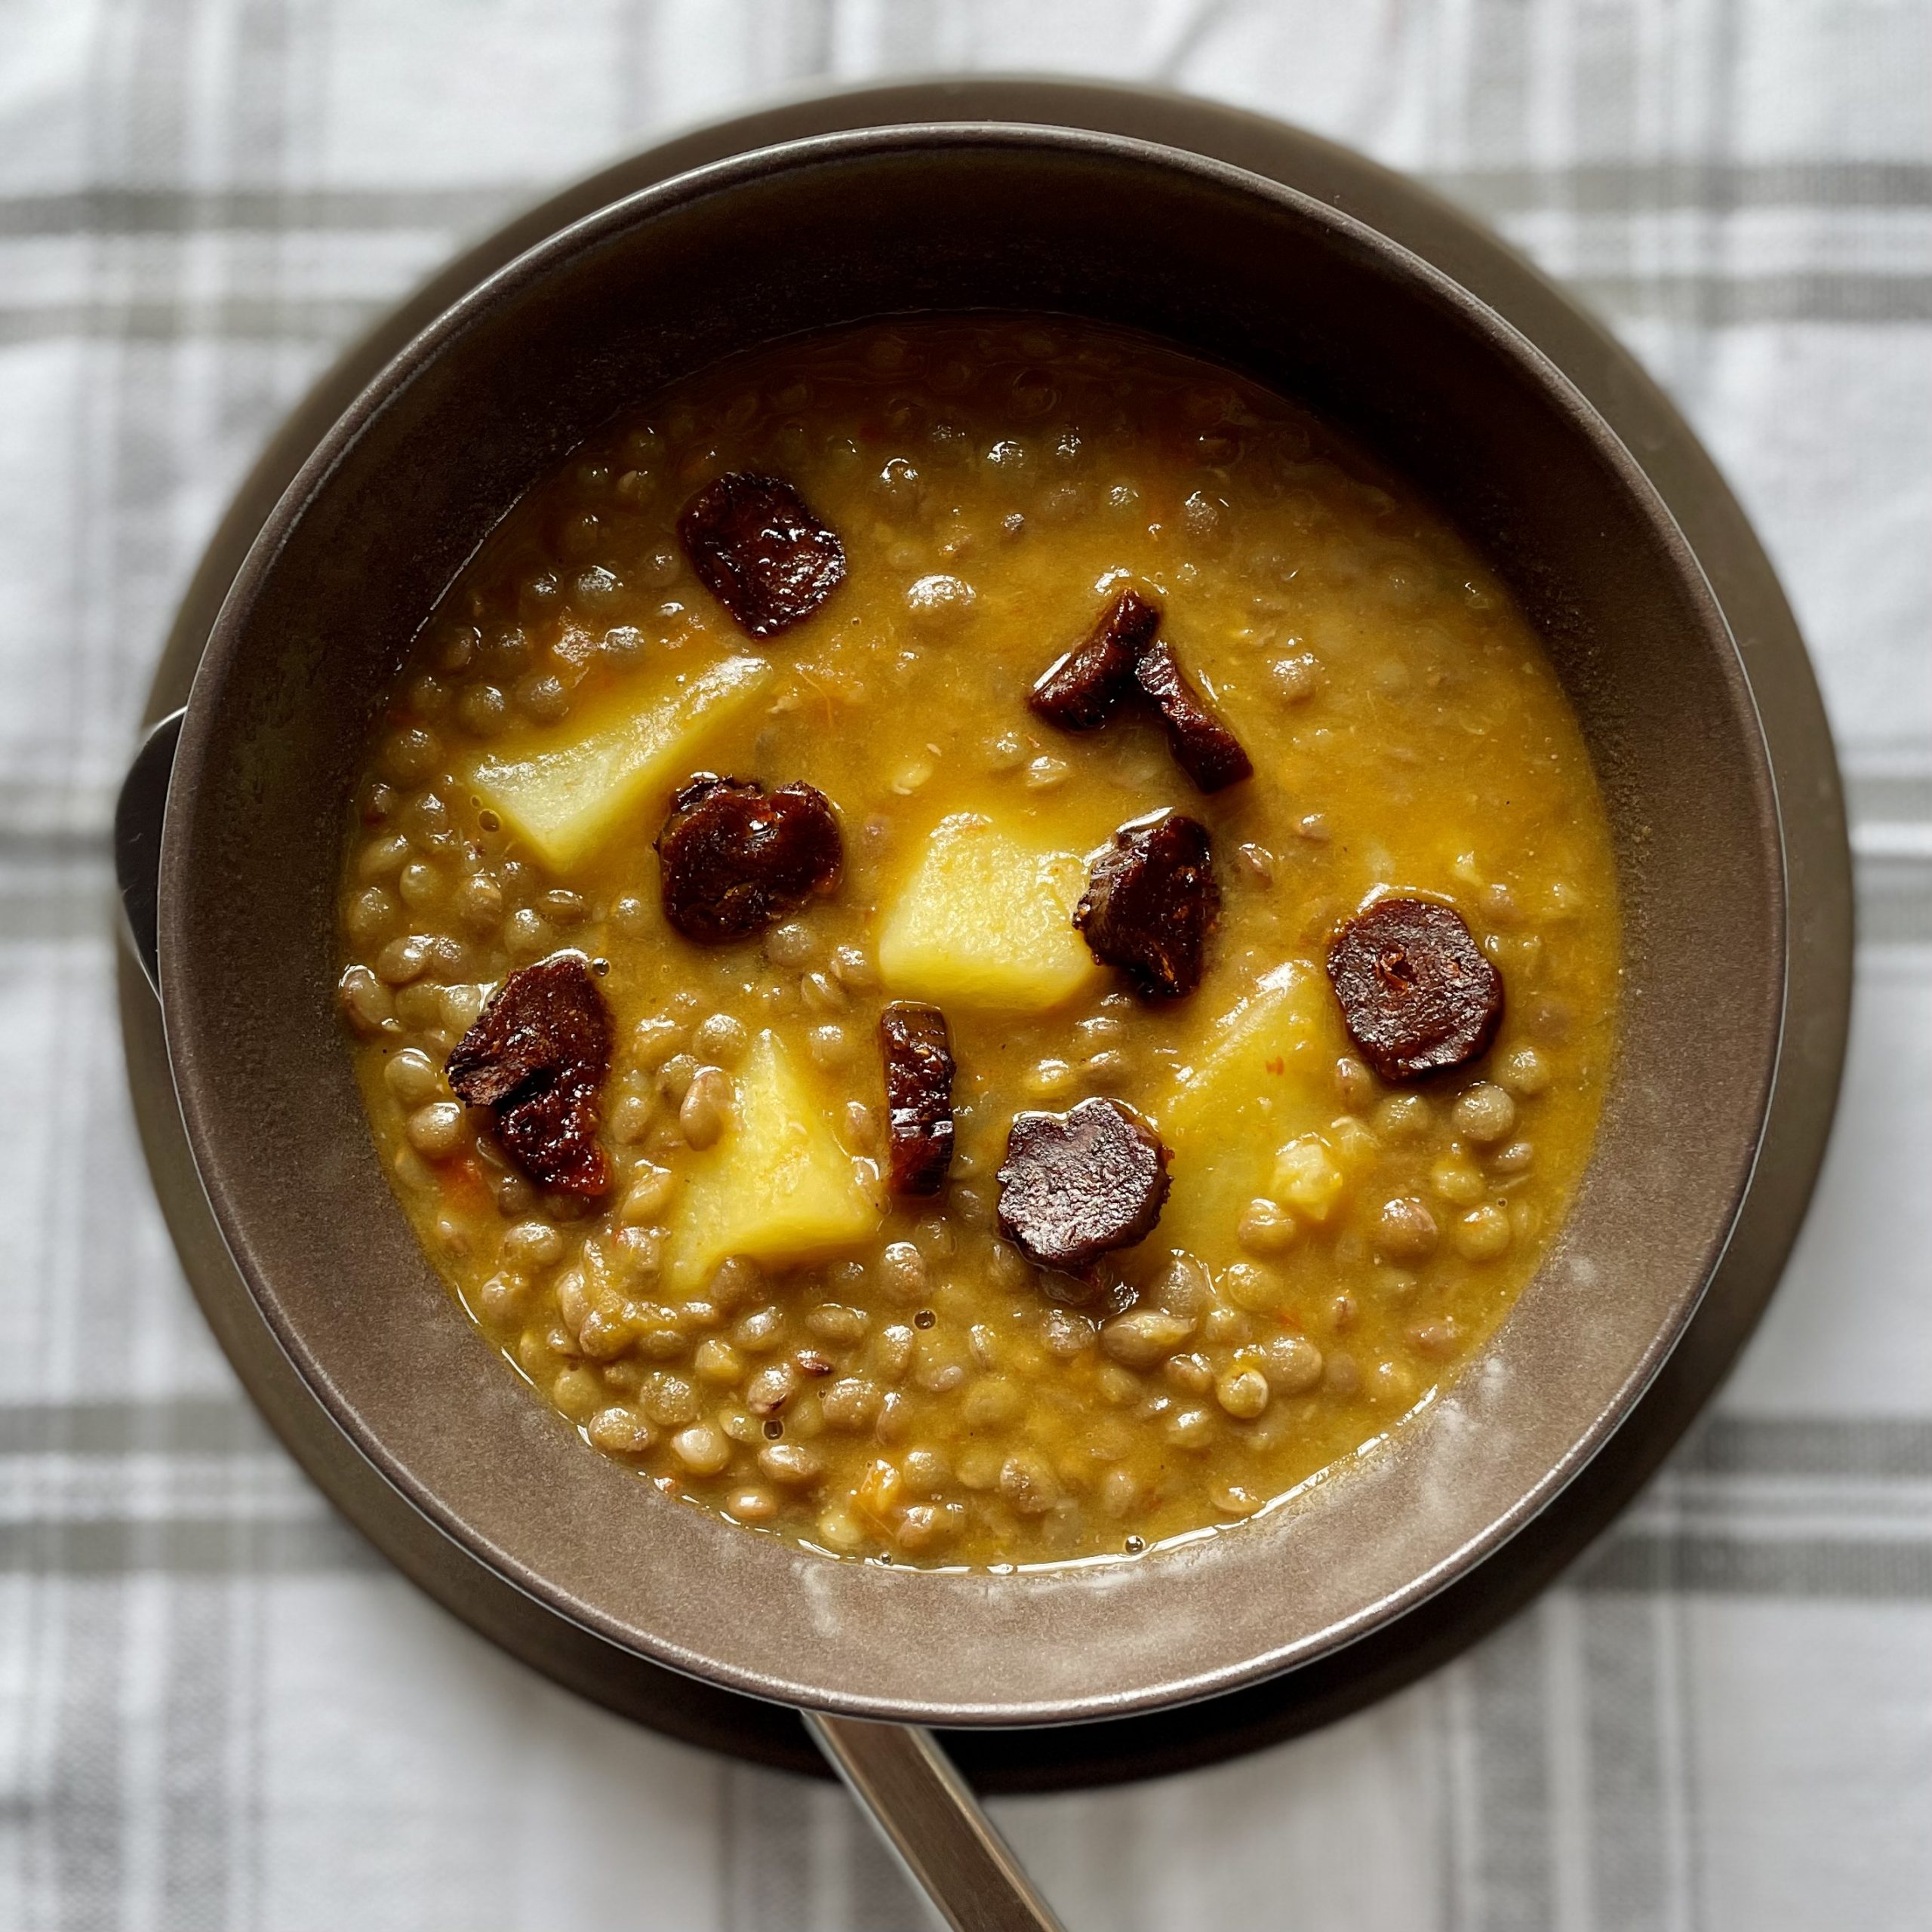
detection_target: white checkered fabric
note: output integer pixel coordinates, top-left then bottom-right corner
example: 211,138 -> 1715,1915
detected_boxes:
2,5 -> 1929,1927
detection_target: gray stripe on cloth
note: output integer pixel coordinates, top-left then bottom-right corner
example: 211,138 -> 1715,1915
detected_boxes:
1857,860 -> 1932,944
1573,1533 -> 1932,1598
1465,1604 -> 1556,1932
1571,0 -> 1641,323
194,11 -> 311,1914
844,1783 -> 924,1932
1438,158 -> 1932,216
1422,1670 -> 1464,1932
0,827 -> 111,861
1466,0 -> 1535,177
1567,273 -> 1932,325
35,2 -> 192,1919
0,297 -> 385,347
1,162 -> 1927,241
723,1763 -> 902,1932
162,1588 -> 237,1932
1583,1595 -> 1674,1932
0,185 -> 524,237
0,869 -> 113,945
1850,771 -> 1932,823
1675,1414 -> 1932,1480
49,1592 -> 123,1932
0,1400 -> 275,1458
1570,29 -> 1684,1927
0,1516 -> 377,1577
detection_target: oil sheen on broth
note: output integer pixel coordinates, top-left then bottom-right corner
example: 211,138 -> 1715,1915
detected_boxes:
335,317 -> 1620,1568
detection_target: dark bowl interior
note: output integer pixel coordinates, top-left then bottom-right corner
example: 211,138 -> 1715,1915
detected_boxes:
158,125 -> 1783,1724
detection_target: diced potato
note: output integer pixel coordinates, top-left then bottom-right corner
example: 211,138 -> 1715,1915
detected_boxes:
855,1457 -> 903,1528
664,1029 -> 881,1295
875,812 -> 1103,1013
1149,961 -> 1346,1260
1271,1134 -> 1346,1223
469,654 -> 772,871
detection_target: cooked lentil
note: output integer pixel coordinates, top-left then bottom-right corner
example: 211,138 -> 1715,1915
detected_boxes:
337,316 -> 1619,1568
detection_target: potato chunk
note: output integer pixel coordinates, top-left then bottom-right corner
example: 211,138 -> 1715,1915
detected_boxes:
1271,1133 -> 1348,1223
1149,961 -> 1346,1260
468,654 -> 772,871
664,1029 -> 881,1295
876,812 -> 1103,1013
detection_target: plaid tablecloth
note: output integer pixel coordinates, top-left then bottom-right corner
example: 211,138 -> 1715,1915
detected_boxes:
4,5 -> 1929,1928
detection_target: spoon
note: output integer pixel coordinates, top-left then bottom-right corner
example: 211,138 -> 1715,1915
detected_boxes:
808,1715 -> 1067,1932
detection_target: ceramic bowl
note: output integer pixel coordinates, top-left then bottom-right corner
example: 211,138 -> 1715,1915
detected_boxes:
137,123 -> 1783,1723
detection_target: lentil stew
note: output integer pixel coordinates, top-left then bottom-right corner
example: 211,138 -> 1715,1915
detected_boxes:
335,315 -> 1620,1568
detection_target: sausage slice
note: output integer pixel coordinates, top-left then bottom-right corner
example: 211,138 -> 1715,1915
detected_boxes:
1326,897 -> 1504,1082
1132,638 -> 1254,793
995,1097 -> 1171,1278
879,1001 -> 955,1197
1075,814 -> 1220,999
1028,588 -> 1162,731
446,952 -> 612,1194
1028,590 -> 1253,794
678,472 -> 845,638
655,775 -> 842,943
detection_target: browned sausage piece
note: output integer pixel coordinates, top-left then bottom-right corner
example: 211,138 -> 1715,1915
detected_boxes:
678,472 -> 846,638
1028,587 -> 1162,731
879,1001 -> 955,1197
655,775 -> 842,944
446,951 -> 613,1194
1326,897 -> 1504,1082
1132,638 -> 1254,793
1075,814 -> 1220,999
995,1097 -> 1171,1278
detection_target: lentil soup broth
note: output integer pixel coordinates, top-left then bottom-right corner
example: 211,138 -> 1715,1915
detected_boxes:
336,316 -> 1620,1568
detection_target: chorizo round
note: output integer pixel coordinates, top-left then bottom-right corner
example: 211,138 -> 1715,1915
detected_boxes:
678,472 -> 845,638
1325,897 -> 1503,1082
995,1097 -> 1171,1279
445,951 -> 613,1194
654,775 -> 842,944
1075,814 -> 1220,999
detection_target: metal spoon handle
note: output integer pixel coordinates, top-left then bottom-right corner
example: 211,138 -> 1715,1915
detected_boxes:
114,707 -> 185,998
806,1715 -> 1066,1932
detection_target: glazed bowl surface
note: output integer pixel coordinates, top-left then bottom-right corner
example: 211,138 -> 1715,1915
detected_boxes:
155,123 -> 1783,1724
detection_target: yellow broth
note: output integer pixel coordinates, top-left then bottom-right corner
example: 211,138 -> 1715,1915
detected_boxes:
335,316 -> 1620,1567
